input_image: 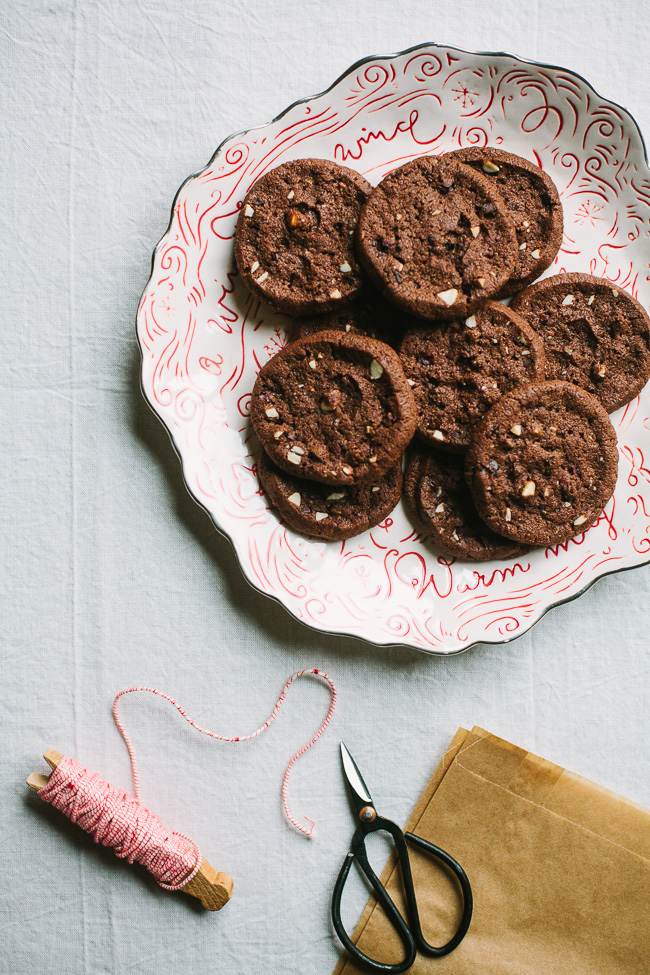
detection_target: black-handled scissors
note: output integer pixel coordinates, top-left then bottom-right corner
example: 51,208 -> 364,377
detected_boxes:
332,743 -> 473,974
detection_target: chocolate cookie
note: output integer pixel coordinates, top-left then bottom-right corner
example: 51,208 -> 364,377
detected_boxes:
510,273 -> 650,412
447,147 -> 563,295
404,447 -> 528,560
399,301 -> 545,452
291,291 -> 405,347
250,330 -> 416,485
258,450 -> 402,540
234,158 -> 371,315
465,381 -> 618,547
356,155 -> 518,319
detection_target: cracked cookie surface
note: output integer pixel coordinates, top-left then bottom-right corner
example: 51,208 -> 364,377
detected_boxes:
234,158 -> 371,315
250,330 -> 416,485
258,450 -> 402,540
399,301 -> 545,452
356,155 -> 517,320
404,447 -> 528,560
510,273 -> 650,412
447,146 -> 563,295
464,380 -> 618,546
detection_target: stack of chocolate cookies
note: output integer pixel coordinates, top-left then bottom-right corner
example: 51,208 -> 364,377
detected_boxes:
235,150 -> 650,558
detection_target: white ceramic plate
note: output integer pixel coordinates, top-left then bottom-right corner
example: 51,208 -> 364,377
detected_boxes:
137,43 -> 650,654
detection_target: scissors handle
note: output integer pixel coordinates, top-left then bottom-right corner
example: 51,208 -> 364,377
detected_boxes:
403,831 -> 473,957
332,815 -> 418,975
331,817 -> 472,974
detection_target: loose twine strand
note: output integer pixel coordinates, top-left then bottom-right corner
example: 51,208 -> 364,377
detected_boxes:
38,669 -> 337,890
112,668 -> 338,838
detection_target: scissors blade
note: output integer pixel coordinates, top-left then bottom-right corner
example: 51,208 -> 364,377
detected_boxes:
340,742 -> 375,817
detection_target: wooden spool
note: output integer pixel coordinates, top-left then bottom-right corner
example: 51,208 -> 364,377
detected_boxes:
27,749 -> 233,911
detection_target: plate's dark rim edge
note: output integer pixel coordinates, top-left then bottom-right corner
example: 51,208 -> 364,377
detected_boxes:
134,40 -> 650,657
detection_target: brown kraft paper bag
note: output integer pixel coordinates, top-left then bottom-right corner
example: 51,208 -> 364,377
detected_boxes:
334,726 -> 650,974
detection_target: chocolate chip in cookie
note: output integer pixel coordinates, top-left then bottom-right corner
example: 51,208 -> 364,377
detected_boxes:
356,155 -> 518,320
447,147 -> 563,295
510,273 -> 650,412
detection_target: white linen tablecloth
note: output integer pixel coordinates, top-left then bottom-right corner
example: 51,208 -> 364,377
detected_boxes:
2,2 -> 650,972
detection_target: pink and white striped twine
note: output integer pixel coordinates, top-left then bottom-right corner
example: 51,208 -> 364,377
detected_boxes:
113,668 -> 338,838
38,754 -> 203,889
37,669 -> 337,891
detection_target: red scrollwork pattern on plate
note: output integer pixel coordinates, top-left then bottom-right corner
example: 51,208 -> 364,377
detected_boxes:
137,45 -> 650,653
